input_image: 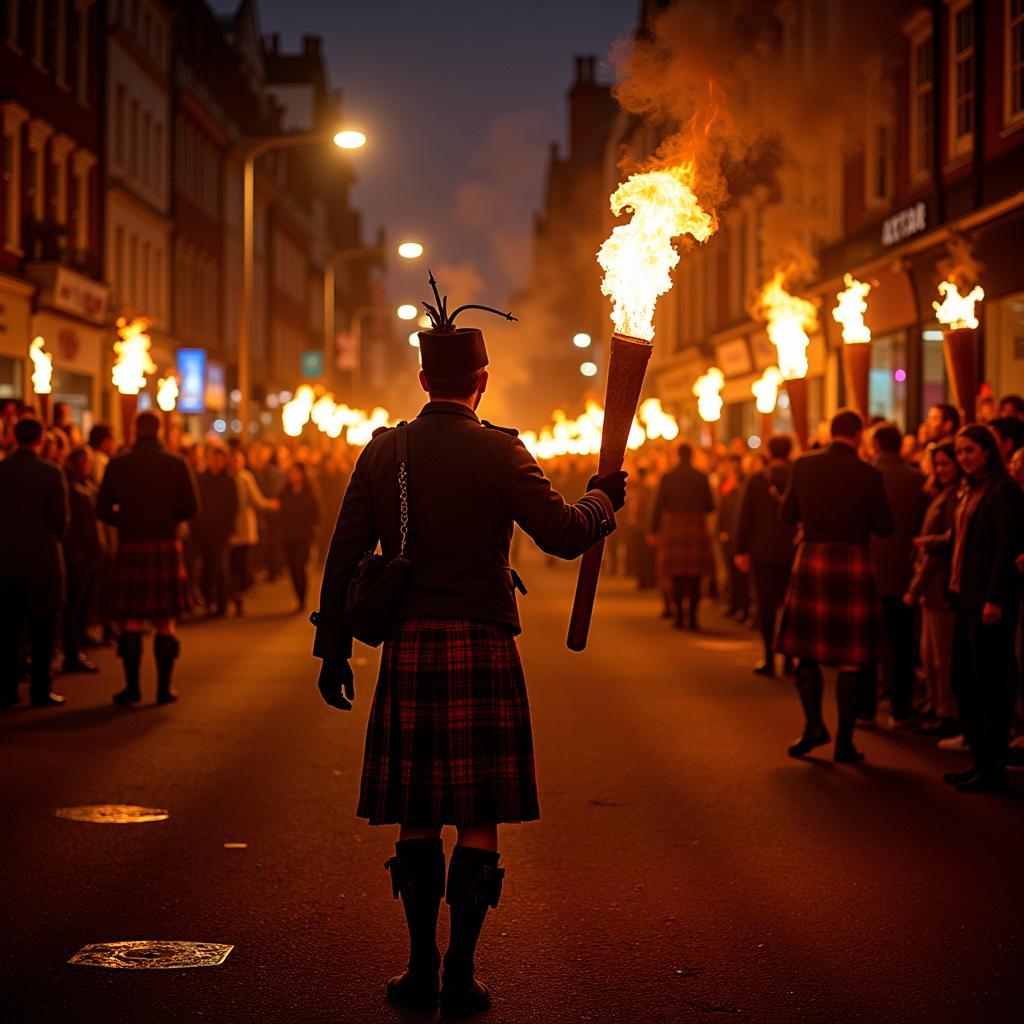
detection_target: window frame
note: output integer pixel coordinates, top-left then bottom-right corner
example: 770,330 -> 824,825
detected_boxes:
946,0 -> 976,162
1006,0 -> 1024,129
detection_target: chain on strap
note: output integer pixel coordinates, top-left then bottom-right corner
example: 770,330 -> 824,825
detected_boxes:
398,461 -> 409,556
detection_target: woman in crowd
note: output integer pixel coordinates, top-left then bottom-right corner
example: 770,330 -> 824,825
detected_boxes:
903,441 -> 962,740
40,429 -> 68,468
278,462 -> 319,613
943,425 -> 1024,793
228,448 -> 279,616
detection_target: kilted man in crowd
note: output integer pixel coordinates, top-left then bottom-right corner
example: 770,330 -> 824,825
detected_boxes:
97,411 -> 199,705
313,321 -> 625,1019
649,442 -> 714,630
776,409 -> 893,763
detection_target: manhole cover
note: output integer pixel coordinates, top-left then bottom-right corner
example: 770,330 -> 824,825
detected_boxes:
69,941 -> 233,969
56,805 -> 169,824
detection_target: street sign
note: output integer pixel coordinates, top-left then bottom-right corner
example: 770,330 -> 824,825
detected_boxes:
301,350 -> 323,378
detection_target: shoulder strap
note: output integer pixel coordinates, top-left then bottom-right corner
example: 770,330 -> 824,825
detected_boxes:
396,422 -> 409,556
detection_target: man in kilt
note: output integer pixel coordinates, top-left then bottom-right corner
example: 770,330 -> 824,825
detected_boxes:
313,323 -> 625,1019
776,409 -> 893,763
97,411 -> 199,706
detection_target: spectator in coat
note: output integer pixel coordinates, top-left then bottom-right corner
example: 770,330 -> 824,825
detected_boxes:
278,462 -> 320,612
228,448 -> 278,616
0,418 -> 69,707
62,446 -> 103,674
194,444 -> 239,618
869,423 -> 927,726
717,456 -> 749,621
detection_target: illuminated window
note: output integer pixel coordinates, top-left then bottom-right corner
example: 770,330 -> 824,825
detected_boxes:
1008,0 -> 1024,124
947,0 -> 975,159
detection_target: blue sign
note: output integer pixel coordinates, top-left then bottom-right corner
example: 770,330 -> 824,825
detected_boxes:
301,350 -> 324,379
177,348 -> 207,414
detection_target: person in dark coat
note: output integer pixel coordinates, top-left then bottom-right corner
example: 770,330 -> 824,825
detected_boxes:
869,423 -> 927,726
194,444 -> 238,618
62,445 -> 103,674
941,425 -> 1024,792
278,462 -> 319,612
0,418 -> 69,707
649,443 -> 714,630
777,409 -> 894,762
735,434 -> 798,677
313,321 -> 624,1019
97,411 -> 199,705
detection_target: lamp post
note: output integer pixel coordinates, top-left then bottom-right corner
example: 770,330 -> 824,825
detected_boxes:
237,129 -> 366,432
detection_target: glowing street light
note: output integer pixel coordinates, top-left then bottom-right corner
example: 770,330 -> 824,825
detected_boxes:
580,361 -> 598,378
408,332 -> 420,348
333,129 -> 367,150
573,333 -> 592,349
417,314 -> 432,328
398,241 -> 424,260
397,304 -> 418,321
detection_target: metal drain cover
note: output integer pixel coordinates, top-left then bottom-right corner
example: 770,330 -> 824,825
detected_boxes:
69,941 -> 233,969
55,805 -> 169,824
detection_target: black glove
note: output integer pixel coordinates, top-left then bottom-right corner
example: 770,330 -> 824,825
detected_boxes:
587,470 -> 628,512
317,658 -> 355,711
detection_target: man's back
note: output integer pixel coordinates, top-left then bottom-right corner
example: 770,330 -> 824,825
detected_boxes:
655,463 -> 713,518
871,453 -> 926,596
0,450 -> 67,573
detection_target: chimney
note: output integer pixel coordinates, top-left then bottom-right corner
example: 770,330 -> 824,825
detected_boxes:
267,32 -> 280,54
303,34 -> 321,57
569,55 -> 603,160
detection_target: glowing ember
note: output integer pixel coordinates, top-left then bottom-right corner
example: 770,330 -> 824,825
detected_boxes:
29,336 -> 53,394
112,317 -> 157,395
281,385 -> 315,437
752,366 -> 784,414
755,271 -> 817,380
933,279 -> 984,330
832,274 -> 872,344
598,164 -> 716,340
156,376 -> 178,412
692,366 -> 725,422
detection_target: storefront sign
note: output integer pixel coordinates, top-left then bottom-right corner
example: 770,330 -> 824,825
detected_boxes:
301,350 -> 323,378
177,348 -> 207,414
881,202 -> 927,247
714,337 -> 752,377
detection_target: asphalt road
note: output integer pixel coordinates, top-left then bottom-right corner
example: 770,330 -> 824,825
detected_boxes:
2,551 -> 1023,1024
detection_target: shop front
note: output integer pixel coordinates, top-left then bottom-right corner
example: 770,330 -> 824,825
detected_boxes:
0,271 -> 33,401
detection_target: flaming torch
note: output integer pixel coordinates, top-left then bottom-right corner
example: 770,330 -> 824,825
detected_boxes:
692,366 -> 725,444
566,164 -> 715,651
755,271 -> 817,449
752,365 -> 784,439
156,374 -> 178,444
934,279 -> 984,423
833,274 -> 872,419
112,317 -> 156,441
29,336 -> 53,425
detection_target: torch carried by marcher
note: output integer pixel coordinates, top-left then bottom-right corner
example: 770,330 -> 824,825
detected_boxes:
934,280 -> 984,424
112,317 -> 156,442
567,165 -> 715,652
833,274 -> 872,419
29,336 -> 53,425
156,374 -> 179,446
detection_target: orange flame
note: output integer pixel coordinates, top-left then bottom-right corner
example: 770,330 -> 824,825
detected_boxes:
692,366 -> 725,422
598,164 -> 716,340
752,366 -> 784,414
933,279 -> 984,330
755,271 -> 817,380
29,336 -> 53,395
832,274 -> 872,345
112,317 -> 157,395
156,375 -> 178,412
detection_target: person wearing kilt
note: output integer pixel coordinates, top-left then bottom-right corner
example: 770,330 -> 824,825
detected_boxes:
97,411 -> 199,706
776,409 -> 893,763
313,321 -> 624,1020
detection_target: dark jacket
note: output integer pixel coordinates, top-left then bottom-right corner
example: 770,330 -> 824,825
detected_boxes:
279,483 -> 319,548
0,448 -> 69,612
781,442 -> 893,545
870,452 -> 927,597
948,475 -> 1024,612
315,401 -> 616,659
907,482 -> 959,609
736,462 -> 797,564
651,463 -> 714,528
194,470 -> 239,545
97,437 -> 199,541
65,474 -> 102,565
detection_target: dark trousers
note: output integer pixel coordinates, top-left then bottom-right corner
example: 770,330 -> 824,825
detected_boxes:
671,575 -> 701,627
199,540 -> 230,613
229,544 -> 252,600
0,586 -> 56,701
63,556 -> 96,664
752,561 -> 790,662
284,541 -> 310,608
881,596 -> 917,720
951,604 -> 1019,771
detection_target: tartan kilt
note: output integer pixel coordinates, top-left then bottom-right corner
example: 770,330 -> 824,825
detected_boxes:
775,541 -> 881,666
657,511 -> 714,578
111,539 -> 190,621
357,618 -> 540,827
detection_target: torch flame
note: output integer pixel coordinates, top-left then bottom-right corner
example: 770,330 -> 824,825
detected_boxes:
755,271 -> 817,380
638,397 -> 680,441
832,273 -> 872,345
156,375 -> 178,412
112,317 -> 157,395
692,366 -> 725,423
752,366 -> 784,414
282,385 -> 315,437
933,279 -> 984,331
598,164 -> 716,340
29,336 -> 53,395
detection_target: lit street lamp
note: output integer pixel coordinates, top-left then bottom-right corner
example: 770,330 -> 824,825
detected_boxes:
580,361 -> 598,378
397,304 -> 418,321
573,333 -> 592,349
397,241 -> 424,259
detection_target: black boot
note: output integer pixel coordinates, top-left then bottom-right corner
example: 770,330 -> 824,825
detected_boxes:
440,846 -> 504,1020
834,670 -> 864,763
154,635 -> 180,704
788,661 -> 830,757
113,632 -> 143,706
385,838 -> 445,1013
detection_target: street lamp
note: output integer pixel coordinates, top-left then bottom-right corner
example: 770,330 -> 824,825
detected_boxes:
238,128 -> 365,431
398,241 -> 424,259
397,304 -> 418,321
573,333 -> 592,349
580,361 -> 598,378
408,332 -> 420,348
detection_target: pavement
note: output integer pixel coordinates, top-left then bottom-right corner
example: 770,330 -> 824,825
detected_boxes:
2,551 -> 1023,1024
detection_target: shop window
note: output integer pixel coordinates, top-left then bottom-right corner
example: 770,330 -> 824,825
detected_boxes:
921,329 -> 948,416
869,333 -> 909,429
947,0 -> 975,160
909,31 -> 934,179
0,354 -> 23,399
1008,0 -> 1024,125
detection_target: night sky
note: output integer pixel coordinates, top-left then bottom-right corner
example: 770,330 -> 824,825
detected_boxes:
214,0 -> 636,309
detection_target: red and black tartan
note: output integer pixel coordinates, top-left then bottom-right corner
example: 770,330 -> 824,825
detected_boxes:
775,541 -> 881,666
111,539 -> 190,621
357,618 -> 540,827
657,511 -> 715,578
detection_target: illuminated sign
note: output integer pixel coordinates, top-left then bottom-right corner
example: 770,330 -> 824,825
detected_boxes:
301,350 -> 323,378
177,348 -> 206,414
881,202 -> 927,247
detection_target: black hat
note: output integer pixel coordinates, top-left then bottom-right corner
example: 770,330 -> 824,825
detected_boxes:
418,327 -> 488,376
